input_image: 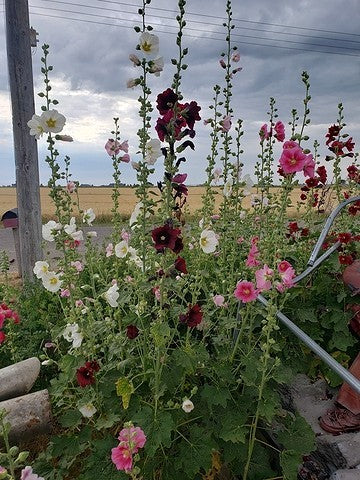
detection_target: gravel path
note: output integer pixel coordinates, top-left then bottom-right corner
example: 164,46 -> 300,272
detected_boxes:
0,226 -> 113,274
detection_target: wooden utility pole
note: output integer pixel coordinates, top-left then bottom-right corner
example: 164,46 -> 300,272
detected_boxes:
5,0 -> 42,280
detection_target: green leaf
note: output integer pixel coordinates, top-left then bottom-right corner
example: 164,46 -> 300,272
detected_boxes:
58,409 -> 82,428
277,413 -> 315,455
218,409 -> 247,443
176,426 -> 216,477
280,449 -> 302,480
201,384 -> 231,408
115,377 -> 134,409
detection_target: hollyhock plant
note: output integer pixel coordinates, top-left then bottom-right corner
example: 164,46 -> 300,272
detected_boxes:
111,424 -> 146,472
179,304 -> 203,328
234,281 -> 258,303
274,121 -> 285,142
279,144 -> 307,174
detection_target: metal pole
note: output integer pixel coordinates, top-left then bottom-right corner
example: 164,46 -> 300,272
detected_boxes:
5,0 -> 42,280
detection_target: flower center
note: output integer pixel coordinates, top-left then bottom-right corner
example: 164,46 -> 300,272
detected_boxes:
160,235 -> 166,241
50,277 -> 58,285
289,157 -> 297,165
46,118 -> 57,128
142,41 -> 152,52
243,288 -> 250,295
201,238 -> 208,246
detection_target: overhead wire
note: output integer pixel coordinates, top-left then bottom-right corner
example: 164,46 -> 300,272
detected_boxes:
28,4 -> 360,54
31,0 -> 360,46
28,10 -> 360,58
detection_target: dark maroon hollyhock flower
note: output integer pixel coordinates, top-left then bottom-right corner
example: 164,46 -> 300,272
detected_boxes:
288,222 -> 299,234
174,256 -> 188,274
348,164 -> 359,182
337,232 -> 352,244
173,183 -> 188,197
326,124 -> 341,145
300,193 -> 307,201
151,224 -> 181,251
156,88 -> 179,115
329,140 -> 345,156
126,325 -> 139,339
301,228 -> 309,237
155,110 -> 187,142
76,366 -> 95,388
172,236 -> 184,254
316,166 -> 327,184
179,304 -> 203,328
155,113 -> 171,142
305,177 -> 319,188
85,360 -> 100,372
181,101 -> 201,129
339,254 -> 354,266
172,173 -> 187,183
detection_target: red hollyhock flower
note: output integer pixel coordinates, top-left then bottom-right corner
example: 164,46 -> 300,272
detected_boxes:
337,232 -> 352,244
300,193 -> 307,201
0,331 -> 5,344
85,360 -> 100,372
76,366 -> 95,388
126,325 -> 139,339
305,177 -> 319,188
345,137 -> 355,152
339,254 -> 354,266
179,304 -> 203,328
181,101 -> 201,129
173,183 -> 188,197
156,88 -> 179,114
316,166 -> 327,184
155,110 -> 187,142
326,124 -> 341,145
151,225 -> 181,252
174,256 -> 188,274
172,236 -> 184,254
288,222 -> 299,234
301,228 -> 309,237
329,140 -> 345,156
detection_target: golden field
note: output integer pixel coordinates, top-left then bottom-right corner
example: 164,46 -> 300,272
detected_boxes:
0,185 -> 337,220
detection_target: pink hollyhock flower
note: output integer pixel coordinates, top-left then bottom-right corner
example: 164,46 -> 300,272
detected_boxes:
246,244 -> 260,267
219,59 -> 226,69
279,146 -> 307,174
234,281 -> 258,303
66,181 -> 76,193
303,154 -> 315,178
105,139 -> 128,156
152,286 -> 161,301
232,52 -> 240,62
125,275 -> 134,283
220,115 -> 232,133
121,153 -> 130,163
213,168 -> 222,183
111,425 -> 147,472
259,124 -> 269,141
274,121 -> 285,142
20,466 -> 45,480
213,294 -> 225,307
277,260 -> 293,274
172,173 -> 187,184
106,243 -> 114,257
121,229 -> 131,242
0,331 -> 5,344
255,264 -> 274,292
283,140 -> 299,150
60,288 -> 70,298
71,260 -> 83,272
278,260 -> 296,288
75,299 -> 84,308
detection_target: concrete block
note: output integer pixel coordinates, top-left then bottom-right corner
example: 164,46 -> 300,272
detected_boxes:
0,357 -> 40,401
330,469 -> 360,480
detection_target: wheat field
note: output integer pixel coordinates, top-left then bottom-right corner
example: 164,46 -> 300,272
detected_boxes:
0,186 -> 330,221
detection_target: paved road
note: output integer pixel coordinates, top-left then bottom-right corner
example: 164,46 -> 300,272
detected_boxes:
0,226 -> 112,274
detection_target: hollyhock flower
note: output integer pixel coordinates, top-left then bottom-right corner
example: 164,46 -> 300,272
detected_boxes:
66,181 -> 76,193
234,281 -> 258,303
33,260 -> 50,279
172,173 -> 187,184
105,243 -> 114,257
112,425 -> 146,472
326,124 -> 341,145
121,153 -> 130,163
139,31 -> 159,56
71,260 -> 84,272
64,217 -> 83,241
259,124 -> 269,141
105,139 -> 128,156
200,229 -> 218,253
281,267 -> 296,288
156,88 -> 178,115
0,332 -> 6,344
173,183 -> 188,197
279,145 -> 307,174
152,286 -> 161,301
283,140 -> 299,150
83,208 -> 96,225
220,115 -> 232,133
126,325 -> 139,339
144,138 -> 162,164
129,202 -> 148,228
174,256 -> 187,274
182,399 -> 194,413
246,244 -> 260,267
316,165 -> 327,184
42,220 -> 61,242
172,236 -> 184,254
305,177 -> 319,188
126,78 -> 139,89
41,109 -> 66,133
232,52 -> 240,62
179,304 -> 203,328
60,288 -> 70,298
79,403 -> 97,418
42,271 -> 62,293
255,264 -> 274,292
339,254 -> 353,266
149,56 -> 164,76
223,179 -> 233,198
230,67 -> 242,77
63,323 -> 83,348
104,283 -> 119,307
337,232 -> 352,244
151,224 -> 181,251
213,294 -> 225,307
76,365 -> 96,388
212,167 -> 222,184
20,466 -> 45,480
129,53 -> 141,66
274,121 -> 285,142
181,101 -> 201,130
27,114 -> 45,139
115,240 -> 129,258
55,134 -> 73,142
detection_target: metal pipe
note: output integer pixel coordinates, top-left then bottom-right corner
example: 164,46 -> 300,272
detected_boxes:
257,294 -> 360,394
293,241 -> 341,284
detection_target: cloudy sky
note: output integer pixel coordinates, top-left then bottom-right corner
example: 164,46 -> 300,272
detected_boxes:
1,0 -> 359,186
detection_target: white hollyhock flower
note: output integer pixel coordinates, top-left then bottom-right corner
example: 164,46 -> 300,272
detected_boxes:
128,247 -> 142,269
200,229 -> 218,254
242,174 -> 254,195
63,323 -> 83,348
145,138 -> 162,165
41,109 -> 66,133
182,399 -> 194,413
149,56 -> 164,76
42,271 -> 62,293
64,217 -> 83,241
83,208 -> 96,225
42,220 -> 61,242
79,403 -> 97,418
104,284 -> 119,307
27,114 -> 45,139
129,202 -> 149,229
223,179 -> 233,198
115,240 -> 129,258
139,31 -> 159,56
33,260 -> 50,280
